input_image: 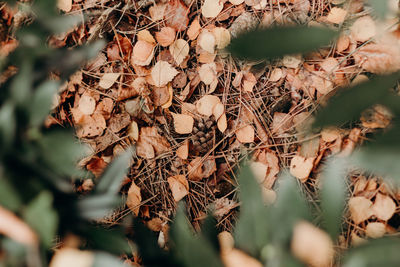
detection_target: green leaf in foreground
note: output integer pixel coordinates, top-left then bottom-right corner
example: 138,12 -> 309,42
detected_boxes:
269,172 -> 310,245
170,204 -> 223,267
228,26 -> 337,60
320,158 -> 347,239
234,164 -> 269,257
313,72 -> 400,128
23,191 -> 58,247
367,0 -> 391,19
343,238 -> 400,267
95,148 -> 132,195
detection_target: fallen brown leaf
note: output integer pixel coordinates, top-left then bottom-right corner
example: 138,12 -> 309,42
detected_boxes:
155,27 -> 176,47
167,175 -> 189,202
176,139 -> 189,160
236,124 -> 254,143
172,113 -> 194,134
131,40 -> 155,66
136,126 -> 171,159
196,95 -> 221,117
290,155 -> 314,182
127,181 -> 142,216
202,0 -> 224,18
372,193 -> 396,221
170,39 -> 189,65
151,61 -> 179,87
164,0 -> 189,32
348,196 -> 373,224
365,222 -> 386,238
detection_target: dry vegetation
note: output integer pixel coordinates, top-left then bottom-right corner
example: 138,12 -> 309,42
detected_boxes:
3,0 -> 400,265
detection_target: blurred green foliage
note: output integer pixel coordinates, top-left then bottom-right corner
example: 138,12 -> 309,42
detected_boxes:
1,0 -> 400,267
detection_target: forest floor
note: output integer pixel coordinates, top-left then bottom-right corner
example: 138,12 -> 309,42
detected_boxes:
34,0 -> 400,258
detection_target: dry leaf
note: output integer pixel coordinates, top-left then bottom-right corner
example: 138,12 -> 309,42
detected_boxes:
136,126 -> 171,159
151,61 -> 179,87
214,198 -> 238,218
109,113 -> 130,133
320,57 -> 339,73
149,4 -> 166,21
0,206 -> 38,246
132,40 -> 155,66
365,222 -> 386,238
217,113 -> 227,133
229,0 -> 244,4
170,39 -> 189,65
321,127 -> 341,142
326,7 -> 347,24
76,114 -> 106,138
199,63 -> 217,85
196,95 -> 221,116
198,30 -> 216,54
269,68 -> 283,82
337,35 -> 350,52
312,74 -> 334,95
50,248 -> 93,267
188,157 -> 204,181
236,124 -> 255,143
99,73 -> 120,89
213,102 -> 225,120
351,232 -> 366,246
202,0 -> 224,18
272,112 -> 293,135
137,30 -> 156,44
161,84 -> 174,108
290,155 -> 314,182
156,27 -> 176,47
187,18 -> 201,40
176,139 -> 189,160
78,94 -> 96,115
152,86 -> 170,106
353,43 -> 400,74
291,221 -> 334,267
164,0 -> 189,32
242,72 -> 257,92
86,156 -> 108,177
168,175 -> 189,202
213,27 -> 231,49
127,181 -> 142,216
282,55 -> 302,69
245,0 -> 261,6
348,196 -> 373,224
172,113 -> 194,134
128,120 -> 139,141
351,16 -> 376,42
222,249 -> 263,267
57,0 -> 72,12
372,193 -> 396,221
259,150 -> 280,189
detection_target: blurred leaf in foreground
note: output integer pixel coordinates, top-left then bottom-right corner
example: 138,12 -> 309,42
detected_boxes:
234,164 -> 269,257
313,72 -> 400,128
320,158 -> 348,239
228,26 -> 337,60
343,238 -> 400,267
170,204 -> 223,267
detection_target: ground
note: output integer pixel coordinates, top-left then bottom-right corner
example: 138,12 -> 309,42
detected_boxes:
29,0 -> 400,259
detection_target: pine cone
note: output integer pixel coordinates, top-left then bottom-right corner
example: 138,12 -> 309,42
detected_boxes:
191,117 -> 216,155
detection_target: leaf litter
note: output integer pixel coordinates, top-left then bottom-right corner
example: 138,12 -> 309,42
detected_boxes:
47,0 -> 400,265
